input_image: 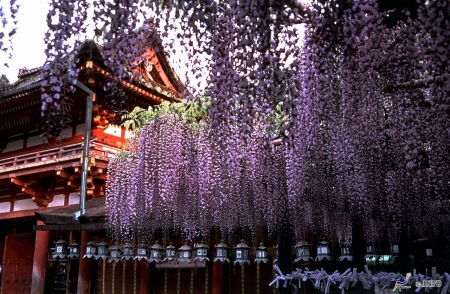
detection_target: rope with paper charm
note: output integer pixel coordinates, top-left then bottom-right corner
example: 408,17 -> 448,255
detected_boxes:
269,265 -> 450,293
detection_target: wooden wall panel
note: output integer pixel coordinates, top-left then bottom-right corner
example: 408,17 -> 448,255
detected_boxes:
1,236 -> 34,294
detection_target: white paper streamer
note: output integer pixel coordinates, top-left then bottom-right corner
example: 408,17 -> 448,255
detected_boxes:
269,266 -> 450,294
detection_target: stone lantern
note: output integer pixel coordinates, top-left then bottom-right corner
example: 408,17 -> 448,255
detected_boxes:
95,239 -> 109,260
68,240 -> 80,259
194,243 -> 209,262
84,240 -> 97,259
178,242 -> 193,263
214,239 -> 229,263
164,242 -> 177,262
108,243 -> 122,263
149,241 -> 164,263
234,239 -> 250,266
53,237 -> 68,259
316,240 -> 333,261
121,242 -> 135,261
135,243 -> 149,261
255,242 -> 269,264
294,241 -> 313,263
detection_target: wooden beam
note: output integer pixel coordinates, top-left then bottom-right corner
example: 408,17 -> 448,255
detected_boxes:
67,180 -> 80,189
10,177 -> 24,186
22,187 -> 42,197
95,173 -> 107,181
56,170 -> 72,179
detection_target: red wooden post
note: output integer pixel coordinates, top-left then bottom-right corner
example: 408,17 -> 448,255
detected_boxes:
30,205 -> 50,294
77,230 -> 92,294
212,261 -> 224,294
140,260 -> 151,294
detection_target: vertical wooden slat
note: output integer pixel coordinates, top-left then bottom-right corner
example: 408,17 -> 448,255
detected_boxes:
190,269 -> 194,294
164,268 -> 168,294
241,266 -> 245,294
257,263 -> 260,294
112,262 -> 116,294
205,266 -> 209,294
103,259 -> 106,294
134,260 -> 137,294
122,261 -> 126,294
177,269 -> 180,294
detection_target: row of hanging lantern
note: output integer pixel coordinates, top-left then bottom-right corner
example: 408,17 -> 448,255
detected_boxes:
51,237 -> 433,266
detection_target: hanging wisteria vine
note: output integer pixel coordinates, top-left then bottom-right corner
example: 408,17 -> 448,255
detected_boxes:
2,0 -> 449,247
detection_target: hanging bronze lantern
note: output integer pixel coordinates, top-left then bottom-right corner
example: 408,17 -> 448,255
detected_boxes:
149,241 -> 164,263
255,242 -> 269,264
178,242 -> 192,263
122,242 -> 135,261
108,243 -> 122,263
234,239 -> 250,266
53,237 -> 68,259
364,241 -> 380,266
68,240 -> 80,259
338,243 -> 352,262
84,240 -> 97,259
164,242 -> 177,262
294,241 -> 313,263
135,243 -> 149,261
194,243 -> 209,262
95,239 -> 109,260
315,240 -> 333,261
214,239 -> 229,263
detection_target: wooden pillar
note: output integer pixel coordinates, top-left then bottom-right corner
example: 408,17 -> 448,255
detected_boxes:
77,230 -> 92,294
212,261 -> 225,294
139,261 -> 151,294
31,205 -> 50,294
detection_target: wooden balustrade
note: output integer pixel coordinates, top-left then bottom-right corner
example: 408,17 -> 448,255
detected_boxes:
0,140 -> 119,172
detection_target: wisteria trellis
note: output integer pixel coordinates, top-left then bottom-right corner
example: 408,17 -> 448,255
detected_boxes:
1,0 -> 450,244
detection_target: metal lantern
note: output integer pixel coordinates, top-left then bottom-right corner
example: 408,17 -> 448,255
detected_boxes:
389,240 -> 400,263
316,240 -> 333,261
194,243 -> 210,262
135,244 -> 149,261
255,242 -> 269,264
84,240 -> 97,258
108,243 -> 122,263
294,241 -> 313,263
234,239 -> 250,266
122,242 -> 135,261
164,242 -> 177,262
364,242 -> 380,266
68,240 -> 80,259
53,237 -> 68,259
149,241 -> 164,263
338,243 -> 353,262
95,239 -> 109,260
178,242 -> 193,263
214,239 -> 230,263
